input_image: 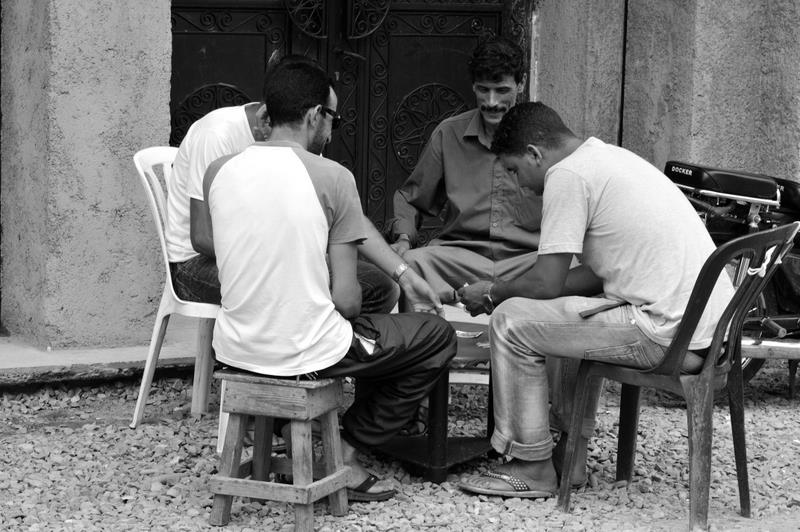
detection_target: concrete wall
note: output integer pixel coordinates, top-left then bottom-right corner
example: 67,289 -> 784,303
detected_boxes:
2,0 -> 799,351
1,0 -> 171,348
623,0 -> 800,180
1,1 -> 51,341
532,0 -> 626,144
533,0 -> 800,185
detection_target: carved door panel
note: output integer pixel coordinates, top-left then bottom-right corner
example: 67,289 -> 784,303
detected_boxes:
170,1 -> 530,234
170,0 -> 326,146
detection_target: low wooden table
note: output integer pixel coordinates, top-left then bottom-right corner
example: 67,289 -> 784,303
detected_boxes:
375,320 -> 494,482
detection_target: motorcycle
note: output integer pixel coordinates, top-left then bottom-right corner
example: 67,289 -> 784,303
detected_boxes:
664,161 -> 800,391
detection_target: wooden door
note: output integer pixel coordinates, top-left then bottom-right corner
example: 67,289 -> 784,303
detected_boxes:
170,0 -> 531,236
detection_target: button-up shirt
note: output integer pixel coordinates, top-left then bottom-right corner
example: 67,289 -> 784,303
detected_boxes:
392,108 -> 542,261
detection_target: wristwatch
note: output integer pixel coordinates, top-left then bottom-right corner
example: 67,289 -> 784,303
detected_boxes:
392,262 -> 410,282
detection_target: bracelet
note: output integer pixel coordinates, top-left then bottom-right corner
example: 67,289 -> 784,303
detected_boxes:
396,234 -> 410,243
483,283 -> 496,313
392,262 -> 410,282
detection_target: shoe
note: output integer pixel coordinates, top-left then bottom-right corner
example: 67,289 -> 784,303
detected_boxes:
347,474 -> 396,502
458,470 -> 555,499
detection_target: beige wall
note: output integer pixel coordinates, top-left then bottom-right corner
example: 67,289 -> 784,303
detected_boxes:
1,0 -> 798,350
1,0 -> 171,348
535,0 -> 800,182
532,0 -> 626,145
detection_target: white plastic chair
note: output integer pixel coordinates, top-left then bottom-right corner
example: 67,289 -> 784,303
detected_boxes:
130,146 -> 220,428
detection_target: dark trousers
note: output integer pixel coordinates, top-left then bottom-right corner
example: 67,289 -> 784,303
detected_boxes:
319,313 -> 456,448
170,255 -> 400,314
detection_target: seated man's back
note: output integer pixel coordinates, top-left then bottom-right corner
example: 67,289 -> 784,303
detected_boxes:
210,142 -> 362,375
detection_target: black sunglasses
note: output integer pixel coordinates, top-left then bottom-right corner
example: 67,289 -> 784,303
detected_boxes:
320,106 -> 342,130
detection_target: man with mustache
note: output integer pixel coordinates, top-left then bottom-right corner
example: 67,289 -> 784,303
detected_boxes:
389,37 -> 540,310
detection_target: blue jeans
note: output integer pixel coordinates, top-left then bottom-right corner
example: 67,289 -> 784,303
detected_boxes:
170,255 -> 400,314
489,296 -> 671,462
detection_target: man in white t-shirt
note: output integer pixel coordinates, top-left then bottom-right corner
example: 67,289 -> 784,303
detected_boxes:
456,102 -> 734,498
166,56 -> 437,315
204,60 -> 457,501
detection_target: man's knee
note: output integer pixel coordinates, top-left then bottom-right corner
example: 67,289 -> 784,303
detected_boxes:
415,314 -> 457,362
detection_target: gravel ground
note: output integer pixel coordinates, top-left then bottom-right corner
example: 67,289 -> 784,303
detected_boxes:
1,360 -> 799,531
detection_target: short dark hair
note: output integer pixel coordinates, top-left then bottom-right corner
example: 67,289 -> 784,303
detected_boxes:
468,36 -> 525,84
491,102 -> 575,155
262,60 -> 330,127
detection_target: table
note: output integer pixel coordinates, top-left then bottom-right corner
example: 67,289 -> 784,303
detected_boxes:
375,321 -> 494,482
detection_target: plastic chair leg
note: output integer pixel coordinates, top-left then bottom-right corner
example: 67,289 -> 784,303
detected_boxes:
616,384 -> 641,482
727,358 -> 751,517
558,363 -> 593,511
681,375 -> 714,531
130,313 -> 171,428
191,317 -> 216,415
216,381 -> 228,454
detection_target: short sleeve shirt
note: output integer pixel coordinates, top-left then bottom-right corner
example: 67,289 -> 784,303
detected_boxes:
210,142 -> 366,375
539,138 -> 734,349
165,105 -> 255,263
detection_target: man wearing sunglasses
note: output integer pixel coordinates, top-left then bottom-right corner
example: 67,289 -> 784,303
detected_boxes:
167,55 -> 433,316
201,59 -> 457,501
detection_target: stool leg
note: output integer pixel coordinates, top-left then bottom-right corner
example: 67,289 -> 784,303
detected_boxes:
252,416 -> 273,482
210,412 -> 247,526
320,410 -> 348,516
291,420 -> 315,531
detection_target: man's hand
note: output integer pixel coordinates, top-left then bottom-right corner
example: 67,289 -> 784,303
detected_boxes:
389,235 -> 411,257
457,280 -> 494,317
399,268 -> 444,317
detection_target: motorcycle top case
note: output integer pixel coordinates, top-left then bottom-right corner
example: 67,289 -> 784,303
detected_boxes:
664,161 -> 779,200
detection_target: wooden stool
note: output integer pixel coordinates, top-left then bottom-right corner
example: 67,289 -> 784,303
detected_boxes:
209,370 -> 351,531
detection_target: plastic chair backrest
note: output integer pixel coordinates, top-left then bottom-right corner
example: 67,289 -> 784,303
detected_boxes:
133,146 -> 181,300
651,221 -> 800,377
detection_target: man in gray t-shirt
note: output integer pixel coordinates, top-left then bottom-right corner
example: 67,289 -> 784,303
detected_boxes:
456,102 -> 734,498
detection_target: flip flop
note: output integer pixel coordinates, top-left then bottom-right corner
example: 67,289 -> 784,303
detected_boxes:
458,470 -> 556,499
347,474 -> 396,502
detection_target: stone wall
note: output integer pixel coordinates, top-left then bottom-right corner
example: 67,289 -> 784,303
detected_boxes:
2,0 -> 798,351
532,0 -> 626,145
535,0 -> 800,183
1,1 -> 51,341
1,0 -> 171,348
